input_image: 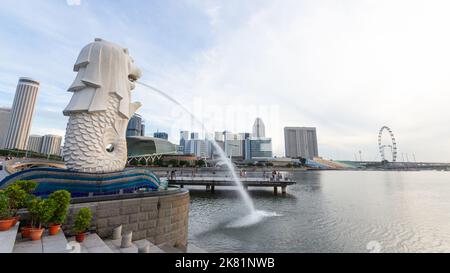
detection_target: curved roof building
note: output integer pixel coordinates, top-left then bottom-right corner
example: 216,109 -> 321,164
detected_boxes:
127,136 -> 177,156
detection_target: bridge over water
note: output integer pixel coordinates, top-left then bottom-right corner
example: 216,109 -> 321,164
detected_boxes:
168,176 -> 296,195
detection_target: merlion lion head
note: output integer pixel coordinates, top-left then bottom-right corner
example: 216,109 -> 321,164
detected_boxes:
64,38 -> 142,118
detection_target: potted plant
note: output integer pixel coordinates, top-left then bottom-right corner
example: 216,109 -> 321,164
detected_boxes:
20,194 -> 37,238
28,198 -> 55,241
73,208 -> 92,243
0,192 -> 14,231
4,184 -> 28,226
12,181 -> 38,238
47,190 -> 71,235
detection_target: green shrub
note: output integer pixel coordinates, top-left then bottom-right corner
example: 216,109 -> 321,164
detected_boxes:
196,160 -> 206,167
4,184 -> 27,214
28,198 -> 56,228
0,192 -> 13,220
48,190 -> 71,225
73,208 -> 93,234
15,180 -> 38,194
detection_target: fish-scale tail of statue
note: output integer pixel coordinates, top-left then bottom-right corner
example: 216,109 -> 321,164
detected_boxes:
63,95 -> 127,173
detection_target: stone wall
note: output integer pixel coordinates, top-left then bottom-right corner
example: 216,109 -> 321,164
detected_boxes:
63,190 -> 189,250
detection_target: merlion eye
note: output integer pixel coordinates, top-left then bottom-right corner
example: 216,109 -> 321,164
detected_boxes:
106,144 -> 115,153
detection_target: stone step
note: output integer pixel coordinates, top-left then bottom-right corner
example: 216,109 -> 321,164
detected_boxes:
42,230 -> 69,253
157,243 -> 184,253
68,233 -> 113,253
133,239 -> 165,253
14,229 -> 69,253
0,222 -> 20,253
104,238 -> 138,253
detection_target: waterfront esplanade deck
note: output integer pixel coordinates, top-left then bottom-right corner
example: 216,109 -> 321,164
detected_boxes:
168,176 -> 296,195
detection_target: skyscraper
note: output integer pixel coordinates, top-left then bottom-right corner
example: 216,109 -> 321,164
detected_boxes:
127,114 -> 144,137
284,127 -> 319,160
214,132 -> 224,142
4,78 -> 40,150
140,123 -> 146,137
179,131 -> 190,154
253,118 -> 266,138
180,131 -> 190,141
40,134 -> 63,156
185,139 -> 209,158
0,107 -> 11,148
245,137 -> 273,160
191,132 -> 199,140
154,131 -> 169,140
27,135 -> 43,153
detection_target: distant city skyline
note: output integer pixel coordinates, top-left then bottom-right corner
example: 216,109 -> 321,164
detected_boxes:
1,1 -> 450,161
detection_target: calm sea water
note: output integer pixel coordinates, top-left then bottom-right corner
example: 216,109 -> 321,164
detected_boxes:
187,171 -> 450,253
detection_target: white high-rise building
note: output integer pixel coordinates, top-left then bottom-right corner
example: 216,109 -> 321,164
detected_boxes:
185,139 -> 209,158
4,78 -> 40,150
284,127 -> 319,160
214,132 -> 224,142
225,139 -> 245,159
40,134 -> 63,156
0,107 -> 11,148
180,131 -> 190,141
27,135 -> 43,153
252,118 -> 266,138
190,132 -> 199,140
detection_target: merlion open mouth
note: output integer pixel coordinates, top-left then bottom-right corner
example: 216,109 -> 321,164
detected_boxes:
128,74 -> 138,82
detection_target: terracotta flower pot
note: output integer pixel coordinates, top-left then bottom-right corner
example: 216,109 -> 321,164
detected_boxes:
29,228 -> 44,241
0,218 -> 14,231
75,232 -> 86,243
21,226 -> 33,238
48,224 -> 61,236
11,215 -> 20,227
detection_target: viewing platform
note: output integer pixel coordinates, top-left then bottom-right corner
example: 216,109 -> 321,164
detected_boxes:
168,176 -> 296,195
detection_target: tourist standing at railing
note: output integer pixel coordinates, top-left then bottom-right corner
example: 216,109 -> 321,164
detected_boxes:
277,172 -> 282,181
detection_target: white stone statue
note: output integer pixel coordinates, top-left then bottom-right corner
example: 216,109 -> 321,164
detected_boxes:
63,38 -> 142,173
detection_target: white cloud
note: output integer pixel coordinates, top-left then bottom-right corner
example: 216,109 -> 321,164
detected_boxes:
146,0 -> 450,161
66,0 -> 81,6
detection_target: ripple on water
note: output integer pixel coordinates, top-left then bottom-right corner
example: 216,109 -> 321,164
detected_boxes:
226,210 -> 282,228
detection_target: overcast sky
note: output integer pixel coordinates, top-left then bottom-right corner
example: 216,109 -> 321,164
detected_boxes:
1,0 -> 450,162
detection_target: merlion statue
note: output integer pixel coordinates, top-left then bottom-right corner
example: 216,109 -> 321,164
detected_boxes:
63,38 -> 142,173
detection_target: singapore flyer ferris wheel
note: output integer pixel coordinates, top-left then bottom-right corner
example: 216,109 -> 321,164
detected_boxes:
378,126 -> 398,162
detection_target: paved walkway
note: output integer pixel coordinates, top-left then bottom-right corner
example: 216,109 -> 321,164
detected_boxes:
0,222 -> 20,253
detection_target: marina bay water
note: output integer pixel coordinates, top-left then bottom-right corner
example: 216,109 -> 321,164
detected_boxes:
188,171 -> 450,253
